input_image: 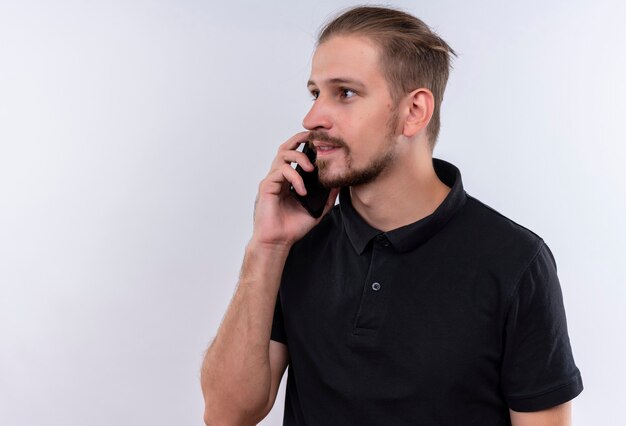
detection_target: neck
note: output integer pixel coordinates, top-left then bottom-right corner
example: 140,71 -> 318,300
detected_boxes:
349,149 -> 450,232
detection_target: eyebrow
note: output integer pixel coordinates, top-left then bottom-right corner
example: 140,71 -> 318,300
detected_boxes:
307,77 -> 366,90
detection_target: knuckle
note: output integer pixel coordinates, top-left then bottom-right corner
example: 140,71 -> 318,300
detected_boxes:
281,163 -> 294,176
298,152 -> 311,165
279,139 -> 292,150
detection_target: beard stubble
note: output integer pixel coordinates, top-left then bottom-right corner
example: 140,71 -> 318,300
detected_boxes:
309,107 -> 400,189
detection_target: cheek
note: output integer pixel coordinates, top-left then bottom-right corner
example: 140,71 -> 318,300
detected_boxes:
340,104 -> 391,147
362,104 -> 393,129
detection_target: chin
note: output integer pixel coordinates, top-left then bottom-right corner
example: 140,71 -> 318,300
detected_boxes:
318,165 -> 341,182
318,170 -> 345,189
318,175 -> 340,189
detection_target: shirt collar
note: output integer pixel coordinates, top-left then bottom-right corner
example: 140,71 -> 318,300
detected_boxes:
339,158 -> 467,254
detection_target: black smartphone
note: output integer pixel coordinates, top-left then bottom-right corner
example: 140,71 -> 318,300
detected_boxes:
290,143 -> 331,218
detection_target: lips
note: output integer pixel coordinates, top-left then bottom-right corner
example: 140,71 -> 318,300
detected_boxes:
313,143 -> 341,156
313,142 -> 340,151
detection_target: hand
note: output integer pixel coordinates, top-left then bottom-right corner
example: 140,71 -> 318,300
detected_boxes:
251,131 -> 340,249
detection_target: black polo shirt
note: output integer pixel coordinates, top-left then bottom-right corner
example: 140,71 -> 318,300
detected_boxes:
271,158 -> 583,425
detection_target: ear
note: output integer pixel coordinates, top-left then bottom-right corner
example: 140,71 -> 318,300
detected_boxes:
402,88 -> 434,138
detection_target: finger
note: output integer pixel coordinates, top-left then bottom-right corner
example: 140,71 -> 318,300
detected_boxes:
258,173 -> 284,198
279,164 -> 307,196
263,146 -> 310,193
260,163 -> 306,196
278,131 -> 310,152
279,150 -> 315,172
268,132 -> 311,173
260,160 -> 300,194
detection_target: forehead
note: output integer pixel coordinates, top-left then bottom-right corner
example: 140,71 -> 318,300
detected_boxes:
309,35 -> 386,87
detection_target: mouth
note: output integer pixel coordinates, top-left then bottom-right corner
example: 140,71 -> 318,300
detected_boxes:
313,142 -> 342,156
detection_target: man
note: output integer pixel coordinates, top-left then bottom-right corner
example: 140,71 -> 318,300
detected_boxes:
201,6 -> 583,425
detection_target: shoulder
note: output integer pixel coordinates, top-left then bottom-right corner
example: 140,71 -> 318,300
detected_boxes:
460,193 -> 545,254
448,193 -> 553,290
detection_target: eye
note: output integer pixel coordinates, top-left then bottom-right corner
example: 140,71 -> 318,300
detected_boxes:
340,88 -> 357,99
310,90 -> 319,100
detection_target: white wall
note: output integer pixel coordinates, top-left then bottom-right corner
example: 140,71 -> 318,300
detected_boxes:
0,1 -> 623,425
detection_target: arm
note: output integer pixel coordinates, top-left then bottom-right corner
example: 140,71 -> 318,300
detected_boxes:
200,132 -> 339,425
201,242 -> 290,425
502,244 -> 582,422
510,401 -> 572,426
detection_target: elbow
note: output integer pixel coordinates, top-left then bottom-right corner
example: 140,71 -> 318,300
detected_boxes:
203,396 -> 270,426
200,362 -> 272,425
203,396 -> 237,426
203,410 -> 264,426
203,405 -> 239,426
203,409 -> 237,426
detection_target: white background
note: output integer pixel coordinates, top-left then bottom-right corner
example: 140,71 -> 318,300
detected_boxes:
1,1 -> 624,425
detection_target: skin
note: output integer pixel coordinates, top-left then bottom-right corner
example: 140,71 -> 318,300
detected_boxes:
200,34 -> 573,425
510,402 -> 572,425
303,35 -> 450,232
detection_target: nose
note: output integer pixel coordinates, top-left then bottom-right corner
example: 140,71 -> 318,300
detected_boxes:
302,97 -> 333,131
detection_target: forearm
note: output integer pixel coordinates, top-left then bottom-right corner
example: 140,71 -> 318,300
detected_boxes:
201,241 -> 290,424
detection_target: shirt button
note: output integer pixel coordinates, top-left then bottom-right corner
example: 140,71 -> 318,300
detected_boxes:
371,282 -> 381,291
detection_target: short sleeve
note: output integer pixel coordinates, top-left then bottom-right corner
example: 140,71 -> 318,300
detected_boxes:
270,291 -> 288,344
501,242 -> 583,412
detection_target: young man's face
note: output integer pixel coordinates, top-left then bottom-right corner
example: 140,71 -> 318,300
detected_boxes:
303,35 -> 401,188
